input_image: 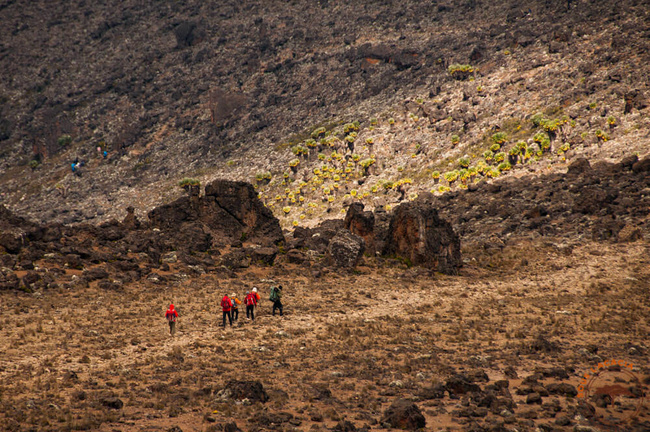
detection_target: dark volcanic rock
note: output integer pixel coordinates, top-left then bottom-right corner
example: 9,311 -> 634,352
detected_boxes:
223,422 -> 242,432
632,156 -> 650,173
381,399 -> 426,430
344,203 -> 376,254
383,197 -> 461,274
545,383 -> 578,397
285,249 -> 309,264
148,180 -> 284,251
250,247 -> 277,266
225,380 -> 268,403
0,269 -> 20,290
445,374 -> 481,397
204,180 -> 284,245
327,229 -> 365,268
221,248 -> 252,269
293,219 -> 343,253
99,395 -> 124,410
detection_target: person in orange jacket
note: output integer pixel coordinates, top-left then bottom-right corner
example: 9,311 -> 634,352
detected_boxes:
230,292 -> 242,323
221,294 -> 233,328
165,304 -> 178,336
252,287 -> 261,304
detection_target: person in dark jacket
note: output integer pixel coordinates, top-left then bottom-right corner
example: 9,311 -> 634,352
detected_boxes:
270,285 -> 283,316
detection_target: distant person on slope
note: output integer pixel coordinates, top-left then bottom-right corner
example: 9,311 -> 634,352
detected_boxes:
221,293 -> 233,328
165,304 -> 178,336
230,292 -> 242,323
244,289 -> 258,320
270,285 -> 283,316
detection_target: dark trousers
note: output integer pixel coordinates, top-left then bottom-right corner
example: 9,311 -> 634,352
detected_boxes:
168,321 -> 176,335
231,308 -> 239,321
272,300 -> 283,316
246,305 -> 255,320
222,311 -> 232,327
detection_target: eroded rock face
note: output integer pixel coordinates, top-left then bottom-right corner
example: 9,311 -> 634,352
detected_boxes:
344,203 -> 376,254
205,180 -> 284,245
383,197 -> 462,274
148,180 -> 284,250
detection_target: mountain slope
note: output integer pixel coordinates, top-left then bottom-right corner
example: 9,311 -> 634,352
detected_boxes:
0,0 -> 648,229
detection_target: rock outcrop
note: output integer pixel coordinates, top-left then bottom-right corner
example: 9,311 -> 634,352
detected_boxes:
0,180 -> 284,291
148,180 -> 284,250
343,203 -> 376,254
383,196 -> 461,274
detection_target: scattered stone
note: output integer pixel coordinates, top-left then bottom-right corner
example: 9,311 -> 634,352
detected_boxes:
417,383 -> 446,399
445,374 -> 481,397
526,392 -> 542,404
99,395 -> 124,410
333,420 -> 357,432
224,380 -> 268,403
285,249 -> 309,264
546,383 -> 578,397
223,422 -> 242,432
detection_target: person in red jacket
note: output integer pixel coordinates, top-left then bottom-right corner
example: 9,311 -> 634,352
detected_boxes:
165,304 -> 178,336
221,294 -> 233,328
244,290 -> 258,321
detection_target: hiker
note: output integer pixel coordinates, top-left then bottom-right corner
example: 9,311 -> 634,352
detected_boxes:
252,287 -> 261,305
103,150 -> 108,159
230,292 -> 242,323
270,285 -> 283,316
221,293 -> 233,327
244,289 -> 257,320
165,304 -> 178,336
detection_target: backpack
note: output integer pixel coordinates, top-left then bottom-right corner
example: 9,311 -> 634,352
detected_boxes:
221,297 -> 231,309
245,293 -> 257,306
269,287 -> 278,302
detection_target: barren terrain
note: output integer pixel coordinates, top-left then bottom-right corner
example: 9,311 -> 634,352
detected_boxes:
1,0 -> 649,431
0,236 -> 648,431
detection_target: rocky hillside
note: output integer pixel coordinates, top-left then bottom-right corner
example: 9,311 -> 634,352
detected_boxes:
1,0 -> 649,229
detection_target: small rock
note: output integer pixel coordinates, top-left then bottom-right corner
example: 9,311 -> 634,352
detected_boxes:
100,396 -> 124,410
555,415 -> 571,426
526,392 -> 542,404
573,425 -> 600,432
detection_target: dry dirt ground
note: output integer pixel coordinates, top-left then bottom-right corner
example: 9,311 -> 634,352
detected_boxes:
0,237 -> 648,432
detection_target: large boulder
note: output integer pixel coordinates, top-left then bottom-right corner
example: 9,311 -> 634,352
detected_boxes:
293,219 -> 343,253
383,197 -> 461,274
223,380 -> 268,403
344,203 -> 376,253
204,180 -> 284,245
381,399 -> 426,430
327,229 -> 365,268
